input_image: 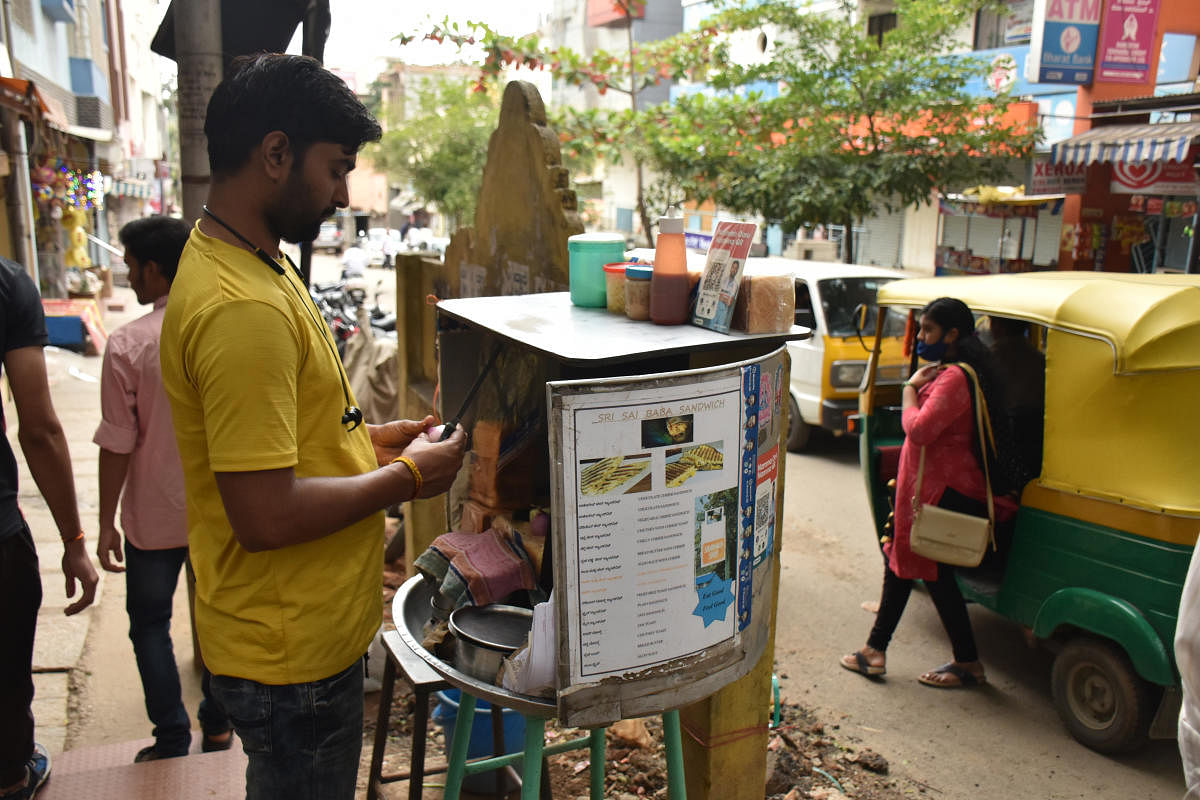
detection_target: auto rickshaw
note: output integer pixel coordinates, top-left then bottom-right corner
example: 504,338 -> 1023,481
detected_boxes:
855,272 -> 1200,754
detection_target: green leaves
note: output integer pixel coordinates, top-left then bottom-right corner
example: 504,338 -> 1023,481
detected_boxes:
370,77 -> 500,230
395,0 -> 1040,237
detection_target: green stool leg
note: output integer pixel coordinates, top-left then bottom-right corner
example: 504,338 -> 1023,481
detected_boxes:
520,716 -> 546,800
443,693 -> 476,800
662,710 -> 687,800
588,727 -> 606,800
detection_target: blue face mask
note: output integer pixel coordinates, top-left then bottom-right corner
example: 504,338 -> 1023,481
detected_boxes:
916,338 -> 949,362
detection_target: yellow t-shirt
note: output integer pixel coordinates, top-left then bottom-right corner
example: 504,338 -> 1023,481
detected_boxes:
160,226 -> 383,685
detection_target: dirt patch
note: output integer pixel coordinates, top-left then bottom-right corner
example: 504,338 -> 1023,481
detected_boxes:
368,550 -> 920,799
359,669 -> 922,799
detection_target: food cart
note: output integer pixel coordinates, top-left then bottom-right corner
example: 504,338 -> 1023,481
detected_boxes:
386,290 -> 807,798
936,186 -> 1066,275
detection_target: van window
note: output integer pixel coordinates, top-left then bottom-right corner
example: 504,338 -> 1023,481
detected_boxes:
794,281 -> 817,330
818,277 -> 904,338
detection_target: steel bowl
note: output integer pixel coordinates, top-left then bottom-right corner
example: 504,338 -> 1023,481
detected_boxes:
448,604 -> 534,685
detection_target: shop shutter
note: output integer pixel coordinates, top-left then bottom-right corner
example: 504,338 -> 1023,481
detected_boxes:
1031,207 -> 1063,266
855,207 -> 906,267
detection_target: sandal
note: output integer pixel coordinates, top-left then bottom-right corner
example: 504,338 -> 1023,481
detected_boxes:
840,649 -> 886,677
918,662 -> 986,689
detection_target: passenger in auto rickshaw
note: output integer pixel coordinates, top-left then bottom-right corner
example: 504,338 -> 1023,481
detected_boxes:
986,316 -> 1045,483
840,298 -> 1017,688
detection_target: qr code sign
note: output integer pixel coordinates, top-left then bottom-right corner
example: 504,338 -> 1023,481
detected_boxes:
702,250 -> 731,294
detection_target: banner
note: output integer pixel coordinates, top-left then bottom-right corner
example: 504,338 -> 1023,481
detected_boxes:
1027,0 -> 1103,84
1110,161 -> 1200,195
1098,0 -> 1161,84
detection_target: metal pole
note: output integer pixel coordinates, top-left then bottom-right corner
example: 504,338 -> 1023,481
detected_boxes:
662,710 -> 687,800
298,1 -> 331,286
1186,208 -> 1199,274
173,0 -> 222,224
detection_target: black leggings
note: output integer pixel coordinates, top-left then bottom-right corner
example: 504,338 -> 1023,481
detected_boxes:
866,489 -> 982,663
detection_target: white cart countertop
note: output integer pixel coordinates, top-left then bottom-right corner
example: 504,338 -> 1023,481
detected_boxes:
437,292 -> 810,365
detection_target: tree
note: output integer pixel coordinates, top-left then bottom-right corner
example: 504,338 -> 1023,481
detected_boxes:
647,0 -> 1040,261
402,0 -> 1038,260
370,76 -> 500,231
399,11 -> 722,246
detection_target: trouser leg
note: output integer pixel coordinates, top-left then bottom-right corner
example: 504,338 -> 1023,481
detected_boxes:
212,660 -> 365,800
187,559 -> 231,737
866,566 -> 914,653
924,566 -> 979,663
0,524 -> 40,787
125,542 -> 191,754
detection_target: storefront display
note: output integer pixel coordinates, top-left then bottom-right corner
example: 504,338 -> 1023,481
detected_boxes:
936,188 -> 1064,275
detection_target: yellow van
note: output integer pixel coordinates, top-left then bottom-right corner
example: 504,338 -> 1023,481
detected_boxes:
781,260 -> 909,450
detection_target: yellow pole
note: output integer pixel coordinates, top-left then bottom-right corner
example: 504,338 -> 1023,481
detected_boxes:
679,381 -> 786,799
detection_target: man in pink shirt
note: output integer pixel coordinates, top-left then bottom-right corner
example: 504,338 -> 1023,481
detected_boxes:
93,217 -> 232,762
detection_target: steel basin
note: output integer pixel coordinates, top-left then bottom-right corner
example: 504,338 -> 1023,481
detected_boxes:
392,575 -> 556,717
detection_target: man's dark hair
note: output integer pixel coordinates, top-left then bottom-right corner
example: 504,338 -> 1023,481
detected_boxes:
118,216 -> 191,283
205,53 -> 382,177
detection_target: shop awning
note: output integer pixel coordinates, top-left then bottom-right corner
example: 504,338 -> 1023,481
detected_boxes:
109,178 -> 154,199
1050,121 -> 1200,166
0,76 -> 70,130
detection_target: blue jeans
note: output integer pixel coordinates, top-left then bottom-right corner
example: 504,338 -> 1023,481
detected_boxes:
125,542 -> 229,754
211,661 -> 364,800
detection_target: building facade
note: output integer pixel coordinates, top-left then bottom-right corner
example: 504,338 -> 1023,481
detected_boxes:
1047,0 -> 1199,273
0,0 -> 171,295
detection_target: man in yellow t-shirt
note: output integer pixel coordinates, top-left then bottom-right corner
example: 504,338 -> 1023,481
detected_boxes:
160,54 -> 466,800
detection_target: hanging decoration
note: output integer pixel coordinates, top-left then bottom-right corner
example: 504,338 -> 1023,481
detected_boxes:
30,158 -> 105,214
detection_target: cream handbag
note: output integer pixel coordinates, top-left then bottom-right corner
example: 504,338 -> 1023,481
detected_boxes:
908,363 -> 995,568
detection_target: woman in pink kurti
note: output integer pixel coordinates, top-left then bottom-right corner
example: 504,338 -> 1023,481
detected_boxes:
841,298 -> 1006,689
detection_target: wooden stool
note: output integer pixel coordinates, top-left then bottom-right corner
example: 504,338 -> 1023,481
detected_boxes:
366,630 -> 450,800
443,699 -> 687,800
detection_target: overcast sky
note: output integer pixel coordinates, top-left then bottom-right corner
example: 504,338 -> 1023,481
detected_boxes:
292,0 -> 549,88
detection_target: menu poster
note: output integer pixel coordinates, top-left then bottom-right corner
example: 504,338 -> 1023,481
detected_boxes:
558,375 -> 750,685
692,221 -> 759,333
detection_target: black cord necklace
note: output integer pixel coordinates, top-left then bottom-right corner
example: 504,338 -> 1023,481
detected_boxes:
201,206 -> 363,431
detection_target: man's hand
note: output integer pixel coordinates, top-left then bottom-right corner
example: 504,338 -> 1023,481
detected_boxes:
62,538 -> 99,615
97,523 -> 125,573
369,416 -> 436,466
399,426 -> 468,498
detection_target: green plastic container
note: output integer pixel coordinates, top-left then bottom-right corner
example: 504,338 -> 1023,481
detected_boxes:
568,233 -> 626,307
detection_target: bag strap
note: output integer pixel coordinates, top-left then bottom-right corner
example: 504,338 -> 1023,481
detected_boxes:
952,363 -> 996,548
912,446 -> 926,515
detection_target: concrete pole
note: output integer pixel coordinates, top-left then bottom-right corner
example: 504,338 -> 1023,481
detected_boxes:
173,0 -> 222,224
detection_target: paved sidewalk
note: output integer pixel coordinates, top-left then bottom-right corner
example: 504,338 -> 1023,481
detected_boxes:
10,286 -> 143,754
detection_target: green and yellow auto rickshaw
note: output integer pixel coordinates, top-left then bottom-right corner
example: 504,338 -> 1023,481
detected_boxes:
856,272 -> 1200,754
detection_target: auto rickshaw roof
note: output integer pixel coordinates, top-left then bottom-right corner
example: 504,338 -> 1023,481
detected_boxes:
877,273 -> 1200,373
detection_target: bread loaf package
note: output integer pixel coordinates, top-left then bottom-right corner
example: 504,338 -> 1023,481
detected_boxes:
731,267 -> 795,334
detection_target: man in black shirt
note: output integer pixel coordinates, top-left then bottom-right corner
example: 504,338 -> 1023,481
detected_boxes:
0,258 -> 98,800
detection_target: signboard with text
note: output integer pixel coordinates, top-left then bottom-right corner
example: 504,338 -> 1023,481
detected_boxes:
1027,0 -> 1103,84
1098,0 -> 1161,84
550,348 -> 785,726
1032,156 -> 1088,194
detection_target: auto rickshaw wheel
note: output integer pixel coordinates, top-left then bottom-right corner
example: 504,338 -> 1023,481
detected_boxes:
1050,636 -> 1154,754
787,395 -> 812,452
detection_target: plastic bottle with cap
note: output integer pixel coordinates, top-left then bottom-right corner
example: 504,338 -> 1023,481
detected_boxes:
650,211 -> 689,325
